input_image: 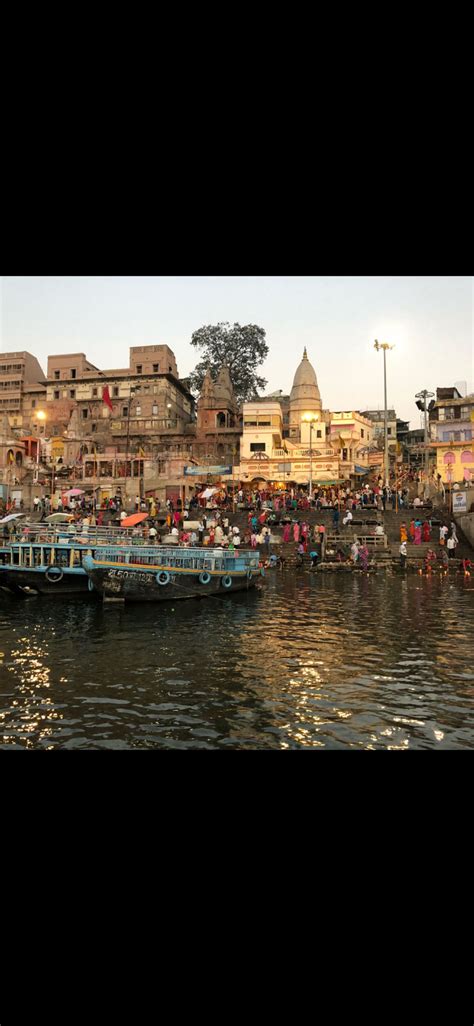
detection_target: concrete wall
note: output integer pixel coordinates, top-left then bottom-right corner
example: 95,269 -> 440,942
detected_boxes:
457,514 -> 474,548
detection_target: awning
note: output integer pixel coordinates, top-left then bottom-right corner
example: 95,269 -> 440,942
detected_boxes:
354,465 -> 369,474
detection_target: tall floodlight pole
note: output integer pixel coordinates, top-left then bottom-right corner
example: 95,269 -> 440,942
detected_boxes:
415,389 -> 435,496
374,341 -> 395,487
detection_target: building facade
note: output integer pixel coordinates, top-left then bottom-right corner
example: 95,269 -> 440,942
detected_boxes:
429,387 -> 474,483
234,350 -> 374,489
0,351 -> 46,431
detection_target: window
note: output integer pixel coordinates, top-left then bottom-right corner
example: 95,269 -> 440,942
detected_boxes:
123,408 -> 128,418
71,369 -> 76,379
92,388 -> 98,397
135,406 -> 141,416
443,407 -> 455,420
92,423 -> 97,433
54,391 -> 60,400
387,427 -> 392,435
70,390 -> 76,399
361,429 -> 364,438
250,443 -> 266,452
136,366 -> 142,374
169,366 -> 172,373
82,409 -> 88,419
113,387 -> 119,397
317,430 -> 322,438
153,364 -> 159,373
54,371 -> 60,380
461,406 -> 472,420
32,400 -> 36,409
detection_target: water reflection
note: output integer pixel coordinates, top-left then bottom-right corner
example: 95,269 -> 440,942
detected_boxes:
0,571 -> 473,749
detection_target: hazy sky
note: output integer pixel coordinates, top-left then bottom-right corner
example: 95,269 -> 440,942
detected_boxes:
1,276 -> 472,426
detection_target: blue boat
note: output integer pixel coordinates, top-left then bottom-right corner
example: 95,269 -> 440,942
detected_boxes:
83,546 -> 263,602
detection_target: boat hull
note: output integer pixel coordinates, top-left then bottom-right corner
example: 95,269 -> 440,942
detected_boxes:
85,563 -> 260,602
0,566 -> 95,596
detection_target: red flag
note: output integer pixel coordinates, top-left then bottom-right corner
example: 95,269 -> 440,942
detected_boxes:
103,386 -> 113,412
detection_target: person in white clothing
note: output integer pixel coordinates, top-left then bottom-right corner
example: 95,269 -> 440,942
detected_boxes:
447,536 -> 456,558
343,511 -> 353,527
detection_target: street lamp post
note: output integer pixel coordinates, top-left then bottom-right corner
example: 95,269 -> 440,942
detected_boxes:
374,340 -> 395,488
35,411 -> 47,486
302,415 -> 319,502
125,386 -> 137,508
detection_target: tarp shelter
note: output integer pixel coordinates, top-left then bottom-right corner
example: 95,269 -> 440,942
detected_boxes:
199,487 -> 218,499
120,513 -> 149,528
0,513 -> 26,525
45,513 -> 74,523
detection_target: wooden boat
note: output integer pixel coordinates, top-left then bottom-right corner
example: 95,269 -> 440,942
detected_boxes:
0,538 -> 101,595
0,523 -> 166,597
83,545 -> 263,602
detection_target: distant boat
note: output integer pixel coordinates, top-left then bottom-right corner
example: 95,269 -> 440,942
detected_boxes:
83,546 -> 263,602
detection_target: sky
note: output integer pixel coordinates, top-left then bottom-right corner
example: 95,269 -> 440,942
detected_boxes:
1,276 -> 472,427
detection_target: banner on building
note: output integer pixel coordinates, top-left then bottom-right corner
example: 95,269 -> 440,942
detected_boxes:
184,465 -> 232,476
452,492 -> 467,513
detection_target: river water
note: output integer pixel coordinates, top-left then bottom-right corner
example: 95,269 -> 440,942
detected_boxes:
0,571 -> 473,749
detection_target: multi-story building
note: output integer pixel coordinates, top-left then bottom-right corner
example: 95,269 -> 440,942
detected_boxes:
360,408 -> 398,454
429,387 -> 474,484
329,411 -> 376,468
0,351 -> 46,431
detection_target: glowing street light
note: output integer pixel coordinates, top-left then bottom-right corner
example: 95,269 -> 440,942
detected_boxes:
302,413 -> 320,500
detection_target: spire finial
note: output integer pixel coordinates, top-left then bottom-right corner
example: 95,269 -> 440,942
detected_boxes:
303,347 -> 308,359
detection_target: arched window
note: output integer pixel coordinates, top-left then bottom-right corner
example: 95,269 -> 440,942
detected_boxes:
461,450 -> 473,463
216,412 -> 226,428
443,452 -> 455,464
15,452 -> 23,466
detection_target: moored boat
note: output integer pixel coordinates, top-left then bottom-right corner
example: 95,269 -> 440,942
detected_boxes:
83,545 -> 263,602
0,524 -> 139,596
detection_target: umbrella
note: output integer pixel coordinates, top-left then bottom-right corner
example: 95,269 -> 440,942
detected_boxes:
45,513 -> 75,523
63,488 -> 85,497
200,487 -> 218,499
0,513 -> 27,525
120,513 -> 149,528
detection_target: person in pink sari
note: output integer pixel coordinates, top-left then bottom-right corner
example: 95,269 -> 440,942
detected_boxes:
283,523 -> 291,543
293,522 -> 300,543
414,520 -> 422,544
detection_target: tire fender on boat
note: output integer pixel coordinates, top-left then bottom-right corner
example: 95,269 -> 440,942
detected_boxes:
45,567 -> 64,584
156,571 -> 171,586
199,572 -> 211,585
221,575 -> 233,589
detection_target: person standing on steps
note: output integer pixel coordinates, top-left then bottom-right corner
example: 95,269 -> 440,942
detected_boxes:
399,540 -> 407,569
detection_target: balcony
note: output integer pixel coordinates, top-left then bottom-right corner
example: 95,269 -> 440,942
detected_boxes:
111,418 -> 180,435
